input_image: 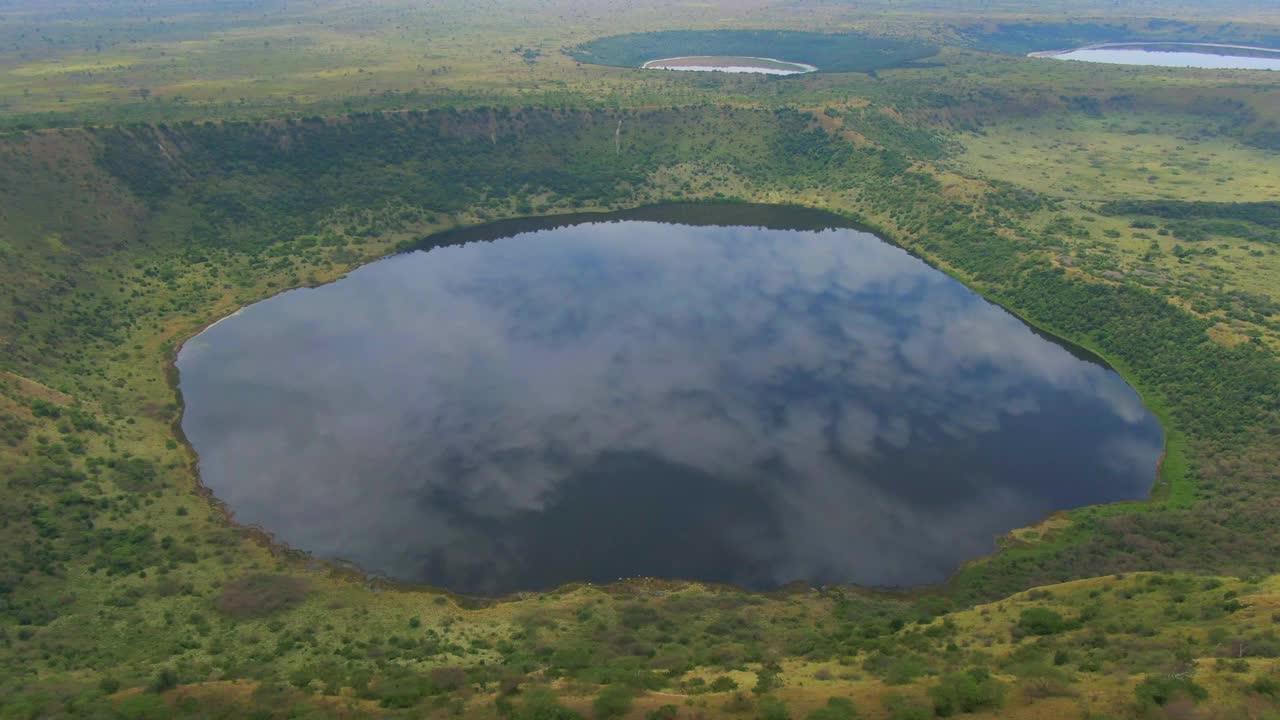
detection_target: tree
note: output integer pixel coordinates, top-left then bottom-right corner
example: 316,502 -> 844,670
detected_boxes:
753,662 -> 782,694
928,669 -> 1005,717
519,687 -> 584,720
1134,676 -> 1208,709
1016,607 -> 1068,636
593,685 -> 635,720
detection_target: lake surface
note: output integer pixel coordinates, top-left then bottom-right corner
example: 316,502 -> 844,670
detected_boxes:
641,56 -> 816,75
1037,43 -> 1280,70
178,204 -> 1163,594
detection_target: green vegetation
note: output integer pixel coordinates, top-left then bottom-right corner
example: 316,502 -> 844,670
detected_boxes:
954,113 -> 1280,202
1014,608 -> 1070,637
567,31 -> 935,73
926,669 -> 1005,717
0,0 -> 1278,719
593,685 -> 635,720
1099,200 -> 1280,229
1133,674 -> 1208,710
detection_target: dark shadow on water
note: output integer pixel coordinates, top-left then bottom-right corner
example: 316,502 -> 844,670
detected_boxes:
410,202 -> 858,252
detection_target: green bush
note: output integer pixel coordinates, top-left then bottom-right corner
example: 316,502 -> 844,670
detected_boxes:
709,676 -> 739,692
377,675 -> 429,709
647,705 -> 679,720
1016,608 -> 1068,636
519,687 -> 585,720
592,685 -> 635,720
147,667 -> 178,694
1133,675 -> 1208,708
884,656 -> 929,685
805,696 -> 858,720
927,668 -> 1005,717
753,662 -> 782,694
756,695 -> 790,720
1251,675 -> 1279,697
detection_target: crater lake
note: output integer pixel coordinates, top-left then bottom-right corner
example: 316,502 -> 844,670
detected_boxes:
177,204 -> 1164,594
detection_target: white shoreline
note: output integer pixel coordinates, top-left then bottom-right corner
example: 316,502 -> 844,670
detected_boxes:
1029,41 -> 1280,59
641,56 -> 817,75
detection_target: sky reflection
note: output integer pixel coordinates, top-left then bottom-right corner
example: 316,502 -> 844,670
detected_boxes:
178,208 -> 1163,593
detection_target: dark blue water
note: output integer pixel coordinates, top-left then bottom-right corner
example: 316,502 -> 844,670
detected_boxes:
177,204 -> 1163,594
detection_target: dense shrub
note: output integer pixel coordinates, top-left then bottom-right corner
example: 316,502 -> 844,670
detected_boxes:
1251,675 -> 1279,697
709,676 -> 739,692
592,685 -> 634,720
756,695 -> 790,720
927,669 -> 1005,717
805,697 -> 858,720
215,573 -> 309,619
108,457 -> 160,492
377,672 -> 431,709
148,667 -> 179,694
647,706 -> 679,720
753,662 -> 782,694
518,687 -> 584,720
1099,200 -> 1280,230
1016,608 -> 1069,636
884,656 -> 929,685
1133,675 -> 1208,708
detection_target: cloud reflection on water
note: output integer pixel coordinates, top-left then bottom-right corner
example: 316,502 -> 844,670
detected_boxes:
179,215 -> 1163,593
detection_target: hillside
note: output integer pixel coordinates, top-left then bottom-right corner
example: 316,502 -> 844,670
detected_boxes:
0,1 -> 1278,719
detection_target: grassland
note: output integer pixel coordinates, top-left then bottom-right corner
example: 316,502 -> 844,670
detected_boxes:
955,113 -> 1280,203
949,111 -> 1280,349
0,1 -> 1278,719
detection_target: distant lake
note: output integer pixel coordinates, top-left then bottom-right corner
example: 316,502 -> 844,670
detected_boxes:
1035,43 -> 1280,70
641,56 -> 816,75
177,204 -> 1163,594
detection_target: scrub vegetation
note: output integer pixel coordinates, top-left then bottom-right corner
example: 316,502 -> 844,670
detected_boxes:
0,0 -> 1278,718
